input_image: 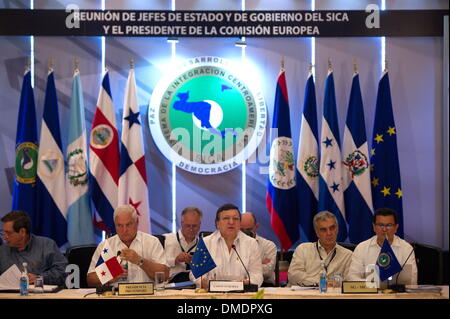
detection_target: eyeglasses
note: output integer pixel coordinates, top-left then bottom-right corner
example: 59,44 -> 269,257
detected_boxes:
375,223 -> 395,230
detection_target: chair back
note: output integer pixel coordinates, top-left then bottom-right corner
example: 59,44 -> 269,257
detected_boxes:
154,234 -> 166,248
66,244 -> 98,288
412,242 -> 444,285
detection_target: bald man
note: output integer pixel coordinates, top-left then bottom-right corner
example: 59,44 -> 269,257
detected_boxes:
241,212 -> 277,286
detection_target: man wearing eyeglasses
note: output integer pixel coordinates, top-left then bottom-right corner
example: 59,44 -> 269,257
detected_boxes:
347,207 -> 417,284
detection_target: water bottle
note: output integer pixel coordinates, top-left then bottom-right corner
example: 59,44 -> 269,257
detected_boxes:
20,262 -> 29,296
319,262 -> 327,293
120,259 -> 128,282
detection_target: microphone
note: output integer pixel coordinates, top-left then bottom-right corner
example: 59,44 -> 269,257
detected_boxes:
390,248 -> 415,292
231,244 -> 258,292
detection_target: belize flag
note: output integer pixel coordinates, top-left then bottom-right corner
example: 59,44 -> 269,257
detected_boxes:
89,71 -> 120,235
12,70 -> 38,219
119,68 -> 151,233
35,70 -> 67,247
342,72 -> 374,244
266,69 -> 299,251
318,70 -> 347,242
296,72 -> 319,242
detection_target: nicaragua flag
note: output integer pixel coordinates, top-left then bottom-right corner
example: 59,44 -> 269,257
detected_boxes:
296,72 -> 319,242
89,71 -> 120,235
66,70 -> 95,246
318,71 -> 347,242
370,72 -> 404,237
266,69 -> 299,251
35,71 -> 67,247
12,70 -> 38,217
190,236 -> 216,279
119,68 -> 151,234
377,238 -> 402,281
95,240 -> 124,285
342,72 -> 374,244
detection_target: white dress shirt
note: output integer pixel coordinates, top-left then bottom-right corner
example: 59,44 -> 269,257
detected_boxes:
255,235 -> 277,285
347,235 -> 417,284
189,230 -> 263,287
88,231 -> 168,284
163,230 -> 198,276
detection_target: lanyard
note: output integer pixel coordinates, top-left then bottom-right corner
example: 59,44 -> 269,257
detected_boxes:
177,232 -> 198,271
316,241 -> 337,273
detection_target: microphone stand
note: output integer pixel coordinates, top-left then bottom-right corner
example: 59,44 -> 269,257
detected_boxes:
232,245 -> 258,292
389,248 -> 415,293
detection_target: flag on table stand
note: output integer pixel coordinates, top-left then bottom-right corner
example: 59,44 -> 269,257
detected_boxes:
370,71 -> 404,237
318,69 -> 347,242
377,238 -> 402,281
190,236 -> 216,279
119,67 -> 151,233
95,240 -> 124,285
66,69 -> 95,246
12,70 -> 38,218
89,71 -> 120,235
35,70 -> 67,247
342,72 -> 374,244
266,68 -> 299,251
296,71 -> 319,242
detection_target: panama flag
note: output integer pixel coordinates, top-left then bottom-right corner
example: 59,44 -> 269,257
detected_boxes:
318,70 -> 347,242
66,70 -> 95,246
266,69 -> 299,251
370,71 -> 404,237
342,72 -> 374,244
35,71 -> 67,247
296,72 -> 319,242
89,71 -> 120,235
12,70 -> 38,219
119,68 -> 151,233
95,240 -> 124,285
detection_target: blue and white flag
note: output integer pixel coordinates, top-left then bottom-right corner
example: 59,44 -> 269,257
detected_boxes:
318,71 -> 347,242
12,70 -> 38,219
377,238 -> 402,281
35,71 -> 67,247
66,70 -> 95,246
296,72 -> 319,242
342,73 -> 374,244
370,72 -> 404,237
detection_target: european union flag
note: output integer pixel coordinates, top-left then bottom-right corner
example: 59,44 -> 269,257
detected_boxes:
370,72 -> 404,237
377,238 -> 402,281
190,236 -> 216,279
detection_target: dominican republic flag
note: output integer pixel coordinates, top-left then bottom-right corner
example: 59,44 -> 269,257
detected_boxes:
296,72 -> 319,242
12,70 -> 38,219
35,71 -> 67,247
318,71 -> 347,242
95,240 -> 124,285
89,71 -> 120,235
66,70 -> 95,246
342,73 -> 374,244
370,72 -> 404,237
119,68 -> 151,233
266,69 -> 299,251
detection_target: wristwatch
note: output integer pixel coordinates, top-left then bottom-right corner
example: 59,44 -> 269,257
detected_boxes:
137,257 -> 145,267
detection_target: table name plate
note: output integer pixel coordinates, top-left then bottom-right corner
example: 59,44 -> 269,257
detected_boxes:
209,280 -> 244,292
118,282 -> 154,296
342,281 -> 378,294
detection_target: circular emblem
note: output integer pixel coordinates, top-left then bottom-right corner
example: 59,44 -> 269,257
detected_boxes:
303,155 -> 319,179
343,149 -> 369,177
269,137 -> 295,190
67,148 -> 88,186
15,142 -> 38,184
38,150 -> 64,178
378,253 -> 390,268
90,124 -> 113,149
149,56 -> 267,175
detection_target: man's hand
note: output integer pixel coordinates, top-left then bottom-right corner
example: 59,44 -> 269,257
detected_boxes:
120,248 -> 141,265
27,273 -> 37,285
109,268 -> 129,284
175,252 -> 193,264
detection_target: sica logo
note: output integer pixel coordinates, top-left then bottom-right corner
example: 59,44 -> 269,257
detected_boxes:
149,56 -> 267,175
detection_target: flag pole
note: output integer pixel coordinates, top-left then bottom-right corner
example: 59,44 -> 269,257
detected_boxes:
73,58 -> 79,75
327,58 -> 333,73
353,59 -> 358,74
49,57 -> 54,73
130,56 -> 134,69
280,56 -> 285,72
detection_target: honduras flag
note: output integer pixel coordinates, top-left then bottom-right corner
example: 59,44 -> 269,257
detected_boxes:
342,73 -> 374,244
190,236 -> 216,279
12,70 -> 38,218
119,68 -> 151,233
371,72 -> 404,237
266,69 -> 299,251
35,71 -> 67,247
66,70 -> 95,246
318,71 -> 347,242
296,72 -> 319,242
89,71 -> 120,235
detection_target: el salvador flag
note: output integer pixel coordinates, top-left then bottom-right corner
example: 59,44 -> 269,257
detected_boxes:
66,70 -> 95,246
296,72 -> 319,242
318,70 -> 347,242
35,71 -> 67,247
342,72 -> 374,244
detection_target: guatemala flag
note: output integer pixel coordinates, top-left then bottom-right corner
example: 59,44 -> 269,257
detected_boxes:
119,68 -> 151,234
370,72 -> 404,237
89,71 -> 120,235
12,70 -> 38,218
318,70 -> 347,242
266,69 -> 299,251
66,70 -> 95,246
296,72 -> 319,242
342,72 -> 374,244
35,71 -> 67,247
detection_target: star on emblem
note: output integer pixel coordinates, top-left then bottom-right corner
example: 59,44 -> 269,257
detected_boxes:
327,159 -> 336,170
395,188 -> 403,198
129,198 -> 142,216
124,109 -> 141,129
386,126 -> 396,136
374,134 -> 384,144
371,177 -> 379,187
330,182 -> 340,193
381,186 -> 391,197
323,137 -> 333,148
